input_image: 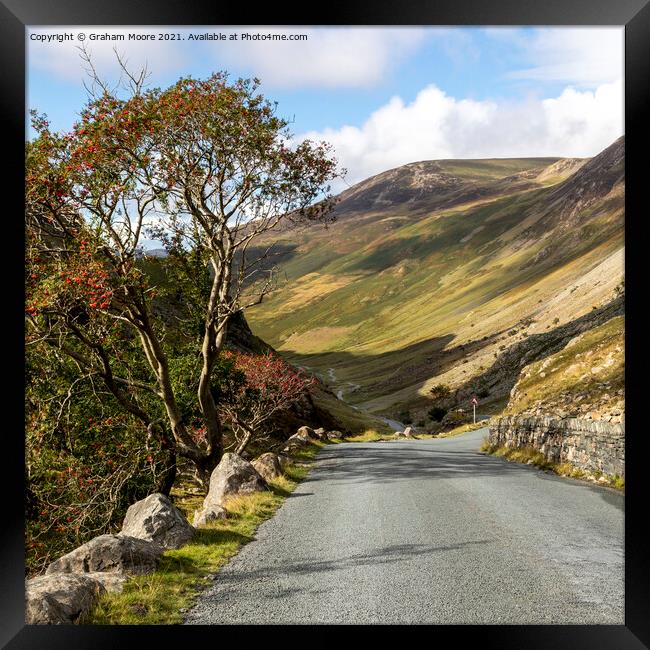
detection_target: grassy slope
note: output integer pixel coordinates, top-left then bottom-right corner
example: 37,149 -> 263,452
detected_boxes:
505,315 -> 624,417
310,385 -> 392,435
247,154 -> 624,421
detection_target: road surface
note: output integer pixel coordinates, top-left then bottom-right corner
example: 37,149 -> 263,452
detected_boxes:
184,428 -> 624,625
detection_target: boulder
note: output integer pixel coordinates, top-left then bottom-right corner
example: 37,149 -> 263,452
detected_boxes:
252,452 -> 284,482
403,426 -> 415,438
283,435 -> 310,454
327,430 -> 343,440
26,573 -> 106,625
121,493 -> 195,550
284,426 -> 319,451
85,572 -> 127,594
192,505 -> 228,527
312,427 -> 327,440
45,534 -> 163,576
282,439 -> 305,453
202,453 -> 267,511
296,426 -> 317,441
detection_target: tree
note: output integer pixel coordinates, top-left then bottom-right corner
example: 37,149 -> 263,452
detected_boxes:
429,383 -> 451,400
427,406 -> 448,422
214,351 -> 315,455
26,64 -> 341,490
398,410 -> 413,425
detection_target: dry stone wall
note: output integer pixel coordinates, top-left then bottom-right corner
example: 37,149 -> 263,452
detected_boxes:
489,415 -> 624,477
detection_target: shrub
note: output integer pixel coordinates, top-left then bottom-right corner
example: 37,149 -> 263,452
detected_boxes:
429,384 -> 451,400
427,406 -> 448,422
398,411 -> 413,425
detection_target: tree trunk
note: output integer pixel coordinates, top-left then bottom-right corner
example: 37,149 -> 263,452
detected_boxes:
234,427 -> 253,456
193,455 -> 216,493
156,449 -> 177,496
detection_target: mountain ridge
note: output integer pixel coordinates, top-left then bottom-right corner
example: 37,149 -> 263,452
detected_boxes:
246,137 -> 624,424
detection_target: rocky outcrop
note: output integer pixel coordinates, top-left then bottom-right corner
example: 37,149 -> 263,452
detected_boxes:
192,505 -> 228,528
201,453 -> 267,513
454,295 -> 624,406
282,426 -> 317,453
84,572 -> 127,593
26,573 -> 106,624
326,431 -> 343,440
489,415 -> 624,477
395,427 -> 416,439
45,534 -> 163,576
252,453 -> 284,482
121,493 -> 195,550
295,426 -> 318,441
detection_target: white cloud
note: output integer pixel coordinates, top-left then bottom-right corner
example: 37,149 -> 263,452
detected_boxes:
213,28 -> 425,88
298,80 -> 624,187
488,27 -> 623,88
27,28 -> 189,85
27,27 -> 425,89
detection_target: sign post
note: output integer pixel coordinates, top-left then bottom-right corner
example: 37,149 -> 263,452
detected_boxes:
471,396 -> 478,424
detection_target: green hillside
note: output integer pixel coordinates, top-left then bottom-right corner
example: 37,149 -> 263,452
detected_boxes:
246,138 -> 624,424
505,315 -> 624,420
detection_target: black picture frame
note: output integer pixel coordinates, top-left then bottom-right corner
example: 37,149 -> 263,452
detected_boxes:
3,1 -> 649,646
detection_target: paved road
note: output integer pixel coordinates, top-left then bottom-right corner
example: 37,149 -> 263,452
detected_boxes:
184,428 -> 624,625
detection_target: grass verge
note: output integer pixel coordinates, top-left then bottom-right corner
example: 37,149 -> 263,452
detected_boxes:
81,441 -> 324,625
436,421 -> 488,438
345,420 -> 487,443
480,441 -> 624,491
345,429 -> 392,442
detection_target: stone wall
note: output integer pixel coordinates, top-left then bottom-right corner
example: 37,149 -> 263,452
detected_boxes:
488,415 -> 624,477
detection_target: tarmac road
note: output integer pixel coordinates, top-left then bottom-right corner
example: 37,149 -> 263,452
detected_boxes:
184,428 -> 624,625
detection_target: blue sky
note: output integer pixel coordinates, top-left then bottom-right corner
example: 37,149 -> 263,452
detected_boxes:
27,26 -> 623,186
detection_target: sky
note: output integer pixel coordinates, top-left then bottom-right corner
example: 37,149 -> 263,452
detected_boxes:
27,26 -> 624,189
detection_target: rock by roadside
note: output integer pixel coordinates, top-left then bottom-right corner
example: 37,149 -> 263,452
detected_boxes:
395,427 -> 417,439
252,453 -> 284,482
46,534 -> 163,576
26,573 -> 106,625
121,493 -> 195,550
193,505 -> 228,527
194,453 -> 267,524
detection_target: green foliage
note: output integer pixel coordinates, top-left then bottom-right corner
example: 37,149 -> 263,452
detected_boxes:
26,68 -> 340,574
429,384 -> 451,400
25,345 -> 165,575
398,410 -> 413,425
427,406 -> 448,422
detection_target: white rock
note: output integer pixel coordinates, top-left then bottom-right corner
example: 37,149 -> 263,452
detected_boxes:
26,573 -> 106,624
46,534 -> 163,576
121,493 -> 195,550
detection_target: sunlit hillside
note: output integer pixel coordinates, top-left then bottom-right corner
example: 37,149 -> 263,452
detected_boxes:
247,138 -> 624,423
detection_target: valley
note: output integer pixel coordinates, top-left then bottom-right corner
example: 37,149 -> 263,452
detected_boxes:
246,138 -> 624,427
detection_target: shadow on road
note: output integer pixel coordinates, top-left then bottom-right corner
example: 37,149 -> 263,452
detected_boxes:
310,441 -> 624,508
211,540 -> 493,589
308,443 -> 542,486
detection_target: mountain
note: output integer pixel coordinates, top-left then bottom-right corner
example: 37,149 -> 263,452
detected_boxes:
245,137 -> 624,425
505,314 -> 624,423
225,312 -> 392,438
